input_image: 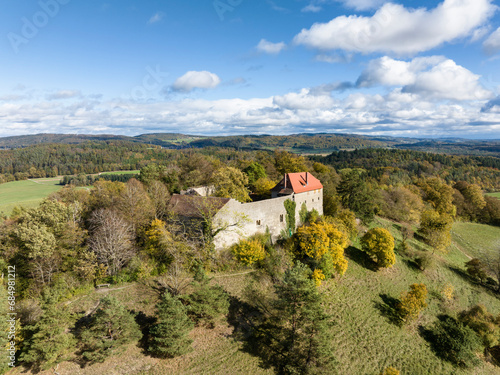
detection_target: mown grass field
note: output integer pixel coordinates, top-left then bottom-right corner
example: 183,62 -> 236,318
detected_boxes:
0,171 -> 139,216
0,178 -> 64,216
486,192 -> 500,199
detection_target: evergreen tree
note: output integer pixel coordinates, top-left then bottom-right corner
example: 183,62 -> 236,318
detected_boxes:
149,293 -> 193,358
19,294 -> 76,371
249,263 -> 336,374
80,296 -> 142,363
182,270 -> 230,328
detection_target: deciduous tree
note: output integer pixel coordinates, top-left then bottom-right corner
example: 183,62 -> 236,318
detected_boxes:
360,228 -> 396,269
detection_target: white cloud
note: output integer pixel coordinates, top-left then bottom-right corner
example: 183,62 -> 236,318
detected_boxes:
148,12 -> 164,24
484,27 -> 500,54
402,59 -> 494,101
171,71 -> 221,93
0,82 -> 498,138
46,90 -> 82,100
294,0 -> 495,54
256,39 -> 286,54
302,4 -> 322,13
357,56 -> 493,101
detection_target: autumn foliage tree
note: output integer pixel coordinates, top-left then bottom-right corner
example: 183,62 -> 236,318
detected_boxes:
296,220 -> 349,281
397,283 -> 428,323
419,209 -> 453,253
232,238 -> 266,266
360,228 -> 396,269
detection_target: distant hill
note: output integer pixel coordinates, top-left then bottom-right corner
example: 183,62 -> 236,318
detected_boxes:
1,132 -> 500,157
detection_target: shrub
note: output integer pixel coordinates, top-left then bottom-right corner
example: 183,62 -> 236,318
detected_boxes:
360,227 -> 396,269
414,252 -> 436,271
465,258 -> 488,284
232,239 -> 266,266
424,315 -> 482,368
312,269 -> 326,286
458,304 -> 500,348
397,283 -> 428,322
380,367 -> 400,375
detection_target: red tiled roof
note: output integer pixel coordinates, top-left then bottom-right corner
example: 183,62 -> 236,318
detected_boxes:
272,172 -> 323,194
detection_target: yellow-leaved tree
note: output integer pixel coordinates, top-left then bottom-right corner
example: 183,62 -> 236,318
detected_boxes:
232,239 -> 266,266
360,227 -> 396,269
296,220 -> 349,278
397,283 -> 428,322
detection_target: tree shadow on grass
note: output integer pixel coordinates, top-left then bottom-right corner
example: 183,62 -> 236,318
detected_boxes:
131,310 -> 156,355
345,246 -> 378,272
226,294 -> 275,371
373,293 -> 402,326
447,265 -> 500,298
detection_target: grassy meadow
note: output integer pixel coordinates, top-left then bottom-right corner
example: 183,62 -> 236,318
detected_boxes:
0,171 -> 139,216
0,178 -> 64,216
486,192 -> 500,199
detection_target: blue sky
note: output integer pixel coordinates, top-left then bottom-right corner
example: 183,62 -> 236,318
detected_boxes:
0,0 -> 500,138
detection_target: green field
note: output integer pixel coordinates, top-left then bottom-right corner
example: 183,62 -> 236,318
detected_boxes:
99,170 -> 140,175
486,192 -> 500,199
0,171 -> 139,216
0,178 -> 64,216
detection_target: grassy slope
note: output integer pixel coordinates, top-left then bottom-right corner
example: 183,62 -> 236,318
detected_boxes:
322,218 -> 500,375
8,220 -> 500,375
486,192 -> 500,199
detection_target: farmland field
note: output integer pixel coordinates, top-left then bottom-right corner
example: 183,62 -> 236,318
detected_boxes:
0,178 -> 64,216
486,192 -> 500,199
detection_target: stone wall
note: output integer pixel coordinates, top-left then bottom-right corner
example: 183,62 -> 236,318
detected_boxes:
212,188 -> 323,250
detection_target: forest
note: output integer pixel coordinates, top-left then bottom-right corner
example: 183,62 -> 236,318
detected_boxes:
2,137 -> 500,374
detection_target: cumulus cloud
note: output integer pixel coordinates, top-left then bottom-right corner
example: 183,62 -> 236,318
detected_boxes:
148,12 -> 165,24
356,56 -> 493,101
294,0 -> 495,54
402,60 -> 494,101
483,27 -> 500,54
0,81 -> 498,138
482,96 -> 500,112
171,71 -> 221,93
256,39 -> 286,54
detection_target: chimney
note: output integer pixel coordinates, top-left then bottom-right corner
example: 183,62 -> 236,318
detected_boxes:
305,172 -> 308,185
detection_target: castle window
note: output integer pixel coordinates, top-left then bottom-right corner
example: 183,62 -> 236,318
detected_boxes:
256,220 -> 261,226
280,214 -> 283,222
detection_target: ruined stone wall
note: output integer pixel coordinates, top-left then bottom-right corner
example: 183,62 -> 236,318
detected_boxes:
212,188 -> 323,250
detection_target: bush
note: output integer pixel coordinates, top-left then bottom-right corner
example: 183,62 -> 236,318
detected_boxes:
458,304 -> 500,348
397,283 -> 428,322
380,367 -> 400,375
424,315 -> 482,368
414,252 -> 436,271
465,258 -> 488,284
232,239 -> 266,266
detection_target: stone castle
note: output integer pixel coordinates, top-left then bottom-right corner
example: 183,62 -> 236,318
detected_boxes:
169,172 -> 323,249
